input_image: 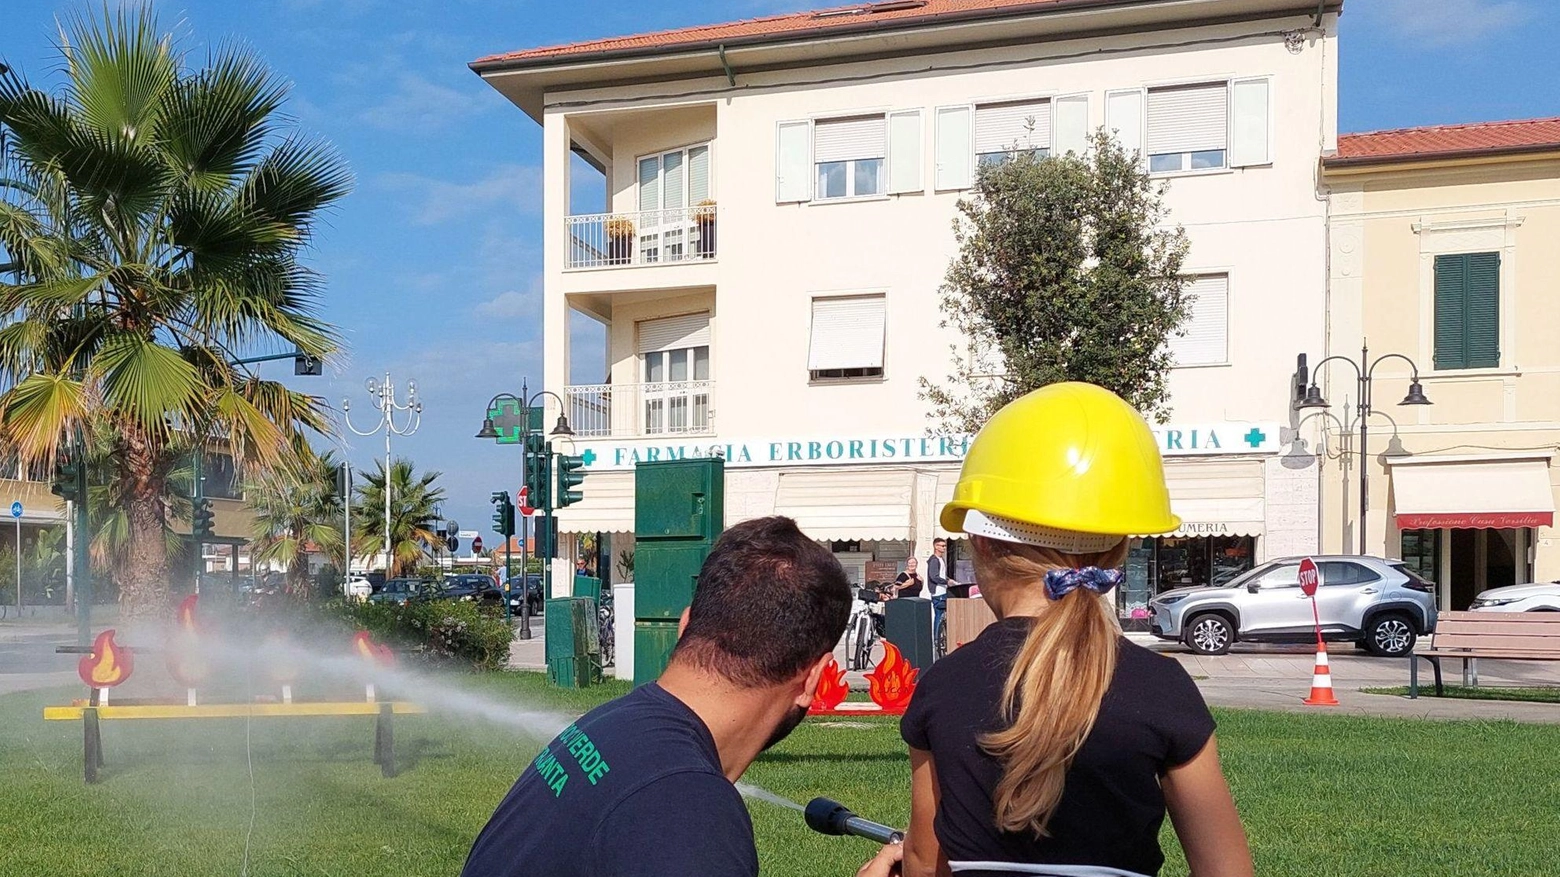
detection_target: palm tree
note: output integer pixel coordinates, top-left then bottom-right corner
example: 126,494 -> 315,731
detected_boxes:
0,8 -> 348,618
354,458 -> 444,578
249,447 -> 343,599
86,444 -> 191,595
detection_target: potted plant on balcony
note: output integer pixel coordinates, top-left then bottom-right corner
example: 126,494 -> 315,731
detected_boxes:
694,199 -> 716,259
605,216 -> 635,266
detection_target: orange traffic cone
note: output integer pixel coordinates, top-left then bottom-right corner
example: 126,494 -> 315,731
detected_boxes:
1303,643 -> 1340,706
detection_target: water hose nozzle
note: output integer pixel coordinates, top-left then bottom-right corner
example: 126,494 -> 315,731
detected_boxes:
804,797 -> 905,846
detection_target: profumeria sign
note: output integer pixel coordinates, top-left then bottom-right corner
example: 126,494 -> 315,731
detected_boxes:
573,422 -> 1282,471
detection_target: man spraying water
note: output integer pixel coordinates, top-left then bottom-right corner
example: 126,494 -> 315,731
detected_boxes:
461,516 -> 852,877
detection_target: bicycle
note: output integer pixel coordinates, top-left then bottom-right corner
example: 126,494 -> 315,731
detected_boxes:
596,591 -> 615,670
932,594 -> 947,660
844,584 -> 889,671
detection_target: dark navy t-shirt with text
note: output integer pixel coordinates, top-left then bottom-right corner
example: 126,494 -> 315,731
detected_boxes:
462,683 -> 758,877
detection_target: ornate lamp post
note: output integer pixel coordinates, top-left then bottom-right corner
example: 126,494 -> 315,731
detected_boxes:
345,374 -> 423,576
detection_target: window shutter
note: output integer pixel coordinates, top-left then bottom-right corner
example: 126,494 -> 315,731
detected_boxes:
638,313 -> 711,354
815,115 -> 886,162
1147,83 -> 1228,155
1170,275 -> 1229,366
1106,89 -> 1145,159
974,100 -> 1050,155
1433,255 -> 1467,370
1464,252 -> 1501,368
638,156 -> 660,211
888,109 -> 923,194
1053,94 -> 1089,156
1230,78 -> 1270,167
809,296 -> 887,370
661,150 -> 686,209
688,145 -> 711,204
935,105 -> 973,190
776,120 -> 812,203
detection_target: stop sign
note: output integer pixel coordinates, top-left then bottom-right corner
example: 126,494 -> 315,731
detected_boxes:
1298,557 -> 1320,597
472,535 -> 484,554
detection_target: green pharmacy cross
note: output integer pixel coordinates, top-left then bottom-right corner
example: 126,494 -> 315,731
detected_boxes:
486,399 -> 544,445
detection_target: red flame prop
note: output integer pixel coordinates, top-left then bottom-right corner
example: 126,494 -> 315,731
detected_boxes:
866,641 -> 917,711
165,594 -> 209,688
353,631 -> 395,667
78,630 -> 134,688
809,657 -> 848,712
175,594 -> 199,632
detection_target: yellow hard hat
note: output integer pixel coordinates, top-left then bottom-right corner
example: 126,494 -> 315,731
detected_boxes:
940,382 -> 1179,548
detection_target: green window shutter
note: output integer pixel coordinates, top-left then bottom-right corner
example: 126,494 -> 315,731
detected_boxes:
1463,252 -> 1501,368
1433,255 -> 1467,370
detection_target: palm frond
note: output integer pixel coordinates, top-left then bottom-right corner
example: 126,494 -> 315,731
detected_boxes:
93,333 -> 204,436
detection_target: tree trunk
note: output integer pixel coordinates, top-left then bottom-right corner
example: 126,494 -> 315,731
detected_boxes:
118,433 -> 172,621
287,529 -> 312,599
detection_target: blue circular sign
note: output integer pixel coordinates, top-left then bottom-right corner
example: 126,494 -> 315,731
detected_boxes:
10,501 -> 21,519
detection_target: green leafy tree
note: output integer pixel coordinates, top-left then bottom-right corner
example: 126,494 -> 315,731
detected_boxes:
353,458 -> 445,579
921,130 -> 1191,432
249,447 -> 344,599
0,8 -> 347,618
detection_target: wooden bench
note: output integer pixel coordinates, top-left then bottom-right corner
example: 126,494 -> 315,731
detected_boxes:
1407,611 -> 1560,698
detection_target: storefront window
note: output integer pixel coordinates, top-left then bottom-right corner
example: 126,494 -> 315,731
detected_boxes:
1120,536 -> 1257,624
1399,529 -> 1440,585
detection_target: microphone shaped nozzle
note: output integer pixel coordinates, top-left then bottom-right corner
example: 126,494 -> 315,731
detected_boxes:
804,797 -> 904,846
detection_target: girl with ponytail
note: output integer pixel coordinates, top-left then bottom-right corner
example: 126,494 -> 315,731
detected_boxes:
858,384 -> 1252,877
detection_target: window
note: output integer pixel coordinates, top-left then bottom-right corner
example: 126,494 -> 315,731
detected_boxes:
1169,274 -> 1229,366
1318,562 -> 1381,586
887,110 -> 923,194
1147,83 -> 1227,173
808,295 -> 886,381
1433,252 -> 1500,370
637,144 -> 711,262
814,116 -> 885,199
1254,563 -> 1300,589
202,452 -> 243,500
975,99 -> 1051,166
1400,529 -> 1441,584
934,105 -> 973,190
637,314 -> 712,434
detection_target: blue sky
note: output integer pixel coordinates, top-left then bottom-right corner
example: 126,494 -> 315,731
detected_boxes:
2,0 -> 1557,546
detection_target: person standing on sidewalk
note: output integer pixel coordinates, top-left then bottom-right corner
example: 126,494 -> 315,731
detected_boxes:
925,539 -> 955,636
859,383 -> 1252,877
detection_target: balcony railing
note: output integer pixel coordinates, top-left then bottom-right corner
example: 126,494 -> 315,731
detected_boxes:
565,206 -> 718,270
564,381 -> 715,438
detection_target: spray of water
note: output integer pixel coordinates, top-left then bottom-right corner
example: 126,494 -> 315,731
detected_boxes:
736,782 -> 805,811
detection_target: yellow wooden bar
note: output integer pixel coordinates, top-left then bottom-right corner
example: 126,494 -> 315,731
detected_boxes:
43,701 -> 425,721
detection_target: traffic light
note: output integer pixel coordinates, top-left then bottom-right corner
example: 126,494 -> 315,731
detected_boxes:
556,454 -> 587,507
294,352 -> 323,376
524,440 -> 551,510
490,491 -> 515,538
192,497 -> 215,538
50,459 -> 82,503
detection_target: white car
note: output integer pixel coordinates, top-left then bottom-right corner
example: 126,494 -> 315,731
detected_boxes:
1469,582 -> 1560,612
343,577 -> 372,601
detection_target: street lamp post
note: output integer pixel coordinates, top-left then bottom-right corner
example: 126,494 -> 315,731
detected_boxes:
1296,340 -> 1433,555
476,381 -> 573,641
344,374 -> 422,577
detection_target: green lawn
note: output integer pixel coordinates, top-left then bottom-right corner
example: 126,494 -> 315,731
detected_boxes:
2,672 -> 1558,876
1363,684 -> 1560,704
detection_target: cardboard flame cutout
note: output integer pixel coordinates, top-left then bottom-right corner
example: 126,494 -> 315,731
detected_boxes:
78,630 -> 134,688
809,657 -> 848,712
165,594 -> 210,688
175,594 -> 199,631
866,641 -> 918,711
353,631 -> 395,667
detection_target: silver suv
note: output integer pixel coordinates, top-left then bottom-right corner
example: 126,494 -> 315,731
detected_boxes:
1148,556 -> 1437,657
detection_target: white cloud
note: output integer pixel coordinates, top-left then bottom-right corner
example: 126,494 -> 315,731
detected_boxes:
1368,0 -> 1533,47
357,72 -> 488,131
378,164 -> 541,225
475,290 -> 538,321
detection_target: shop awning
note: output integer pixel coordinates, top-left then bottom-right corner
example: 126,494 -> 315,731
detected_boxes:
1162,459 -> 1265,538
554,471 -> 635,534
774,469 -> 915,542
1390,456 -> 1555,529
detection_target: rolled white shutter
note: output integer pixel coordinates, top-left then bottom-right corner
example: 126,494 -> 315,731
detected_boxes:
1106,89 -> 1145,159
888,109 -> 923,194
815,115 -> 886,162
776,120 -> 812,203
1170,275 -> 1228,366
1147,83 -> 1228,155
688,145 -> 711,203
638,313 -> 711,354
935,105 -> 973,190
1053,94 -> 1089,156
974,100 -> 1050,154
638,155 -> 660,211
1230,78 -> 1270,167
808,296 -> 886,370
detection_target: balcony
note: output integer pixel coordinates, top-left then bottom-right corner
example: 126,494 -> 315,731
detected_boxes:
565,206 -> 718,270
564,381 -> 715,438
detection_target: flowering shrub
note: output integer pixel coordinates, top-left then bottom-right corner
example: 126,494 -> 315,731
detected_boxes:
339,600 -> 511,672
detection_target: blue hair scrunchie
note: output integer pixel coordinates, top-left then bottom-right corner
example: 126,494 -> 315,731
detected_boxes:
1044,567 -> 1124,601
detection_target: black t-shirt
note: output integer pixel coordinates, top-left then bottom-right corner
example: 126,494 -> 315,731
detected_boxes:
895,571 -> 924,598
462,683 -> 758,877
901,618 -> 1214,877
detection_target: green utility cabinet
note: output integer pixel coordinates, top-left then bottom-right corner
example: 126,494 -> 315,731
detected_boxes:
633,458 -> 725,686
545,597 -> 600,689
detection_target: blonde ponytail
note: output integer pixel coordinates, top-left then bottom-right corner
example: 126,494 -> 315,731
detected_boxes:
975,537 -> 1128,837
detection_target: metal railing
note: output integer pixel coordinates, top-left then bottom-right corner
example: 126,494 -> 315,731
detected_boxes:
565,206 -> 718,270
564,381 -> 715,438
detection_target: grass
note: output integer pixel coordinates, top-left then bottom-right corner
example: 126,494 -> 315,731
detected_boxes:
3,672 -> 1560,876
1363,684 -> 1560,704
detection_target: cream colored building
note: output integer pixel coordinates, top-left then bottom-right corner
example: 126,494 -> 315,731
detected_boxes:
474,0 -> 1339,616
1322,118 -> 1560,609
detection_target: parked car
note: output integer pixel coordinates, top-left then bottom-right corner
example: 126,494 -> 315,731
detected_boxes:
343,577 -> 372,601
504,574 -> 546,617
369,578 -> 435,605
1469,582 -> 1560,612
441,573 -> 503,605
1148,555 -> 1438,657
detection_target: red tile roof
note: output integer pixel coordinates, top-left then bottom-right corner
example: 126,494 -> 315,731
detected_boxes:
474,0 -> 1078,67
1329,117 -> 1560,167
